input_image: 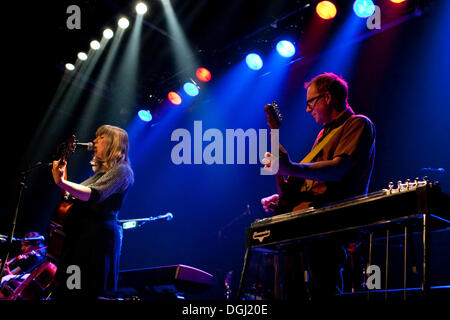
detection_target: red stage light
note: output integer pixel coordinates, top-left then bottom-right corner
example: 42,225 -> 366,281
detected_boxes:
316,1 -> 337,20
168,91 -> 182,105
196,67 -> 211,82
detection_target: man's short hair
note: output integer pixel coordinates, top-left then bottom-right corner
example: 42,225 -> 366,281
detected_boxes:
304,72 -> 348,110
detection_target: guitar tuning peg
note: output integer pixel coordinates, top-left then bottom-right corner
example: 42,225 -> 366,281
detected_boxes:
388,182 -> 394,192
406,179 -> 411,189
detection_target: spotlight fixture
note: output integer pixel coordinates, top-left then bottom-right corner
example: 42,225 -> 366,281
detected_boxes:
245,53 -> 263,70
316,1 -> 337,20
90,40 -> 101,50
276,40 -> 296,58
65,63 -> 75,71
353,0 -> 375,18
136,2 -> 148,15
77,52 -> 88,61
138,109 -> 152,122
168,91 -> 182,105
183,82 -> 200,97
103,28 -> 114,39
118,17 -> 130,29
196,67 -> 212,82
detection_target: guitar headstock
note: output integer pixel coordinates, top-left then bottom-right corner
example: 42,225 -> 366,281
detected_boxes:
54,135 -> 77,162
265,101 -> 283,129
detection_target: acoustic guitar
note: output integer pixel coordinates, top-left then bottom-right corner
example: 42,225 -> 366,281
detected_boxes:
46,135 -> 77,263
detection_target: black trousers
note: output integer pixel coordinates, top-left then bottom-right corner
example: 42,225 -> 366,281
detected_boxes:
53,219 -> 123,300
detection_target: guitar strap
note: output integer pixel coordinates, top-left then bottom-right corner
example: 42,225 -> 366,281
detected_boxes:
300,123 -> 346,164
299,122 -> 346,191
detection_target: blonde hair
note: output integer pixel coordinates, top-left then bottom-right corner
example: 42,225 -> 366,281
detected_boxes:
91,125 -> 131,172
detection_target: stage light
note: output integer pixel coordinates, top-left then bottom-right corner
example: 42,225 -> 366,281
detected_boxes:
77,52 -> 88,61
136,2 -> 148,14
316,1 -> 337,20
65,63 -> 75,71
183,82 -> 199,96
353,0 -> 375,18
138,109 -> 152,122
122,221 -> 137,229
90,40 -> 101,50
276,40 -> 296,58
196,67 -> 211,82
103,28 -> 114,39
245,53 -> 263,70
168,91 -> 182,105
390,0 -> 407,3
118,17 -> 130,29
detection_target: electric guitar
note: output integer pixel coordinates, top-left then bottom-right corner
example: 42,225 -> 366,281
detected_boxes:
264,102 -> 311,213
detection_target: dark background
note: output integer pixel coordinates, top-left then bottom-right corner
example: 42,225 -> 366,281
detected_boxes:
2,0 -> 449,299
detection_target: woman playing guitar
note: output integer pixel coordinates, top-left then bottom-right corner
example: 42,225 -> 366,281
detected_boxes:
50,125 -> 134,300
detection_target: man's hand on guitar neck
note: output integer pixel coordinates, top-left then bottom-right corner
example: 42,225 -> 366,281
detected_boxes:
262,144 -> 292,176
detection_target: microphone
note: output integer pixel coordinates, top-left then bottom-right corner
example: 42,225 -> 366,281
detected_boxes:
21,236 -> 45,242
155,213 -> 173,221
0,236 -> 45,242
76,142 -> 94,151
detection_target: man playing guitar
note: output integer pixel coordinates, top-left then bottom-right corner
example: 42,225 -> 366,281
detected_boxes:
261,72 -> 376,300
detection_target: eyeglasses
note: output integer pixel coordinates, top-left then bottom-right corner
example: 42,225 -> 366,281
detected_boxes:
306,94 -> 325,109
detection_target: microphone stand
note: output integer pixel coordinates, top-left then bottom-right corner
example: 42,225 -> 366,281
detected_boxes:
0,161 -> 50,278
118,214 -> 173,229
217,204 -> 252,240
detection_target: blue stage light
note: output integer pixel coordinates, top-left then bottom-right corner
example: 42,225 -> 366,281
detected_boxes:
353,0 -> 375,18
276,40 -> 296,58
138,109 -> 152,122
245,53 -> 263,70
183,82 -> 199,96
